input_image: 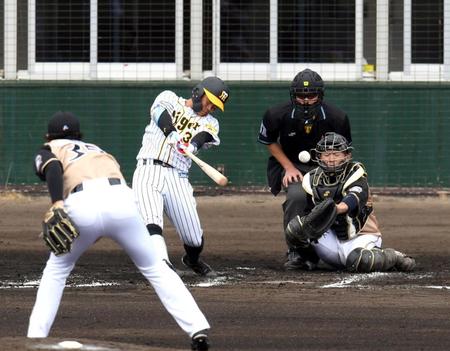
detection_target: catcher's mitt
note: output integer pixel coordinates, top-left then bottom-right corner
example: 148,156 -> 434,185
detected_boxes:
285,198 -> 337,248
42,206 -> 80,256
301,198 -> 337,240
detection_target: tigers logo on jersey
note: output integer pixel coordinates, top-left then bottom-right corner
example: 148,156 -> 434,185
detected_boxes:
304,124 -> 313,134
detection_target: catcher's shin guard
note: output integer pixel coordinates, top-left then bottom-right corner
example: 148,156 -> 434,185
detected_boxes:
346,247 -> 398,273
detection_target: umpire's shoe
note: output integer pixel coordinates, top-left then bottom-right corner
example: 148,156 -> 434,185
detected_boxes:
191,329 -> 210,350
182,254 -> 217,278
284,250 -> 317,271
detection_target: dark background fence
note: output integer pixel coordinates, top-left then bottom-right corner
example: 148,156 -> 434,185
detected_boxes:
1,81 -> 449,189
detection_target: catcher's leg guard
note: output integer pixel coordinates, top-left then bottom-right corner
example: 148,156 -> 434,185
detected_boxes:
346,247 -> 397,272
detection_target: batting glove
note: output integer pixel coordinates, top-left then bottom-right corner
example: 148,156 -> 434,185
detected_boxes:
166,131 -> 182,146
176,141 -> 197,155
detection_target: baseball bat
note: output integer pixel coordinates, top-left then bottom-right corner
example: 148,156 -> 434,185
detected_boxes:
183,149 -> 228,186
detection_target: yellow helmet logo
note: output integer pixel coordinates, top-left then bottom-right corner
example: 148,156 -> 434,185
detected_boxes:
303,81 -> 310,86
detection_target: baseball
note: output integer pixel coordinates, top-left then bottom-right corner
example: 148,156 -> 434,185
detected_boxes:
298,150 -> 311,163
58,341 -> 83,349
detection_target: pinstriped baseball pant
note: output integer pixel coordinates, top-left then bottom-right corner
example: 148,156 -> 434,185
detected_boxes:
132,162 -> 203,248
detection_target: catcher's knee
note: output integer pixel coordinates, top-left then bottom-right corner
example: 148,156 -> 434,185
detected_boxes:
346,247 -> 397,272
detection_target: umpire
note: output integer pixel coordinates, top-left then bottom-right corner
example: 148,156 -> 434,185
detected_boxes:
257,68 -> 352,270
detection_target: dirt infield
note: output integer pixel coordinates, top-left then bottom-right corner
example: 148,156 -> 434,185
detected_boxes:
1,193 -> 449,350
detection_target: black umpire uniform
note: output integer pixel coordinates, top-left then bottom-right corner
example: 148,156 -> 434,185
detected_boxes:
257,69 -> 352,267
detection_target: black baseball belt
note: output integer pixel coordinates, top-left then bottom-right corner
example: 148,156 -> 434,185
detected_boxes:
71,177 -> 122,194
142,159 -> 173,168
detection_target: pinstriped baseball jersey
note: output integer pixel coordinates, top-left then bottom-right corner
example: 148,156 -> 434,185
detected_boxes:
133,89 -> 223,265
34,139 -> 124,199
136,90 -> 220,172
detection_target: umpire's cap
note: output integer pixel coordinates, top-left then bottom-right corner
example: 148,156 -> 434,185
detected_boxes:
193,77 -> 230,112
47,111 -> 82,140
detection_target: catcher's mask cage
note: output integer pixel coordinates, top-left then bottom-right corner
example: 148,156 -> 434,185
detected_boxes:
192,76 -> 230,113
312,132 -> 353,180
290,69 -> 324,122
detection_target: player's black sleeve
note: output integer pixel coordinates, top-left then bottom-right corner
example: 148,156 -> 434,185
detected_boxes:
157,109 -> 177,136
257,108 -> 281,145
34,146 -> 64,202
191,132 -> 214,149
341,177 -> 369,218
44,161 -> 64,203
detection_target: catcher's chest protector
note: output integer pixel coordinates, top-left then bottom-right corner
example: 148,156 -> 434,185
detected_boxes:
310,163 -> 372,240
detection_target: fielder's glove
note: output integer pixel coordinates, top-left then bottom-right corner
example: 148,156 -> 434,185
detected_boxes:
285,198 -> 337,248
302,198 -> 337,240
42,206 -> 80,256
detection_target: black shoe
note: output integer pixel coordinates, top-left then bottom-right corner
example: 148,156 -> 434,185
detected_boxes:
182,254 -> 217,277
191,329 -> 210,350
284,250 -> 316,271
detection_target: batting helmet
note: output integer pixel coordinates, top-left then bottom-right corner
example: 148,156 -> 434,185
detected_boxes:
46,111 -> 82,141
192,76 -> 230,113
312,132 -> 353,175
290,69 -> 324,122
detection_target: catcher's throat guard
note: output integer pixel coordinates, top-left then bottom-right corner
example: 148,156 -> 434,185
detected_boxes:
285,198 -> 337,248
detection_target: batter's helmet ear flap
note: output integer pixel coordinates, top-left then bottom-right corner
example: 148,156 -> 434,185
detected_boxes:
192,84 -> 204,113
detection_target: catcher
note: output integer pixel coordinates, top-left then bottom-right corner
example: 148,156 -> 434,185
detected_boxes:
285,132 -> 416,272
27,111 -> 210,351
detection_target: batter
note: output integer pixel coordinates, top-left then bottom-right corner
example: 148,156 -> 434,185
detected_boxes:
133,77 -> 230,277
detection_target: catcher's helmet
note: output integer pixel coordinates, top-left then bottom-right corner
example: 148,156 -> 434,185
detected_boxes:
290,69 -> 324,122
192,76 -> 230,113
312,132 -> 353,174
47,111 -> 82,140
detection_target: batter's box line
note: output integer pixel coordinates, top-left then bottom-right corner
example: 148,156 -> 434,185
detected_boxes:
321,272 -> 434,289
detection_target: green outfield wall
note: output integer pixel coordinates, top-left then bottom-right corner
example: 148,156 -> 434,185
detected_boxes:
1,81 -> 449,189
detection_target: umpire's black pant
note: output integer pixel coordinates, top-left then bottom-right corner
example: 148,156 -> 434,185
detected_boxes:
282,180 -> 309,230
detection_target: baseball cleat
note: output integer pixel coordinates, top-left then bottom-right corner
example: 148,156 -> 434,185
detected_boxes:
191,330 -> 210,350
394,250 -> 416,272
182,254 -> 217,277
284,250 -> 316,271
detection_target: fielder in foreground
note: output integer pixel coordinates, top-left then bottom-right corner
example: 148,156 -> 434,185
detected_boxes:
285,132 -> 416,272
132,77 -> 229,277
28,112 -> 210,351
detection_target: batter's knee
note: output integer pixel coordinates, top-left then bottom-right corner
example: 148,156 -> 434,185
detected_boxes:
346,247 -> 396,272
146,224 -> 163,236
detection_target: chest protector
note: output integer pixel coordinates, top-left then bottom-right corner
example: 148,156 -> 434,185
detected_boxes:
305,162 -> 373,241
